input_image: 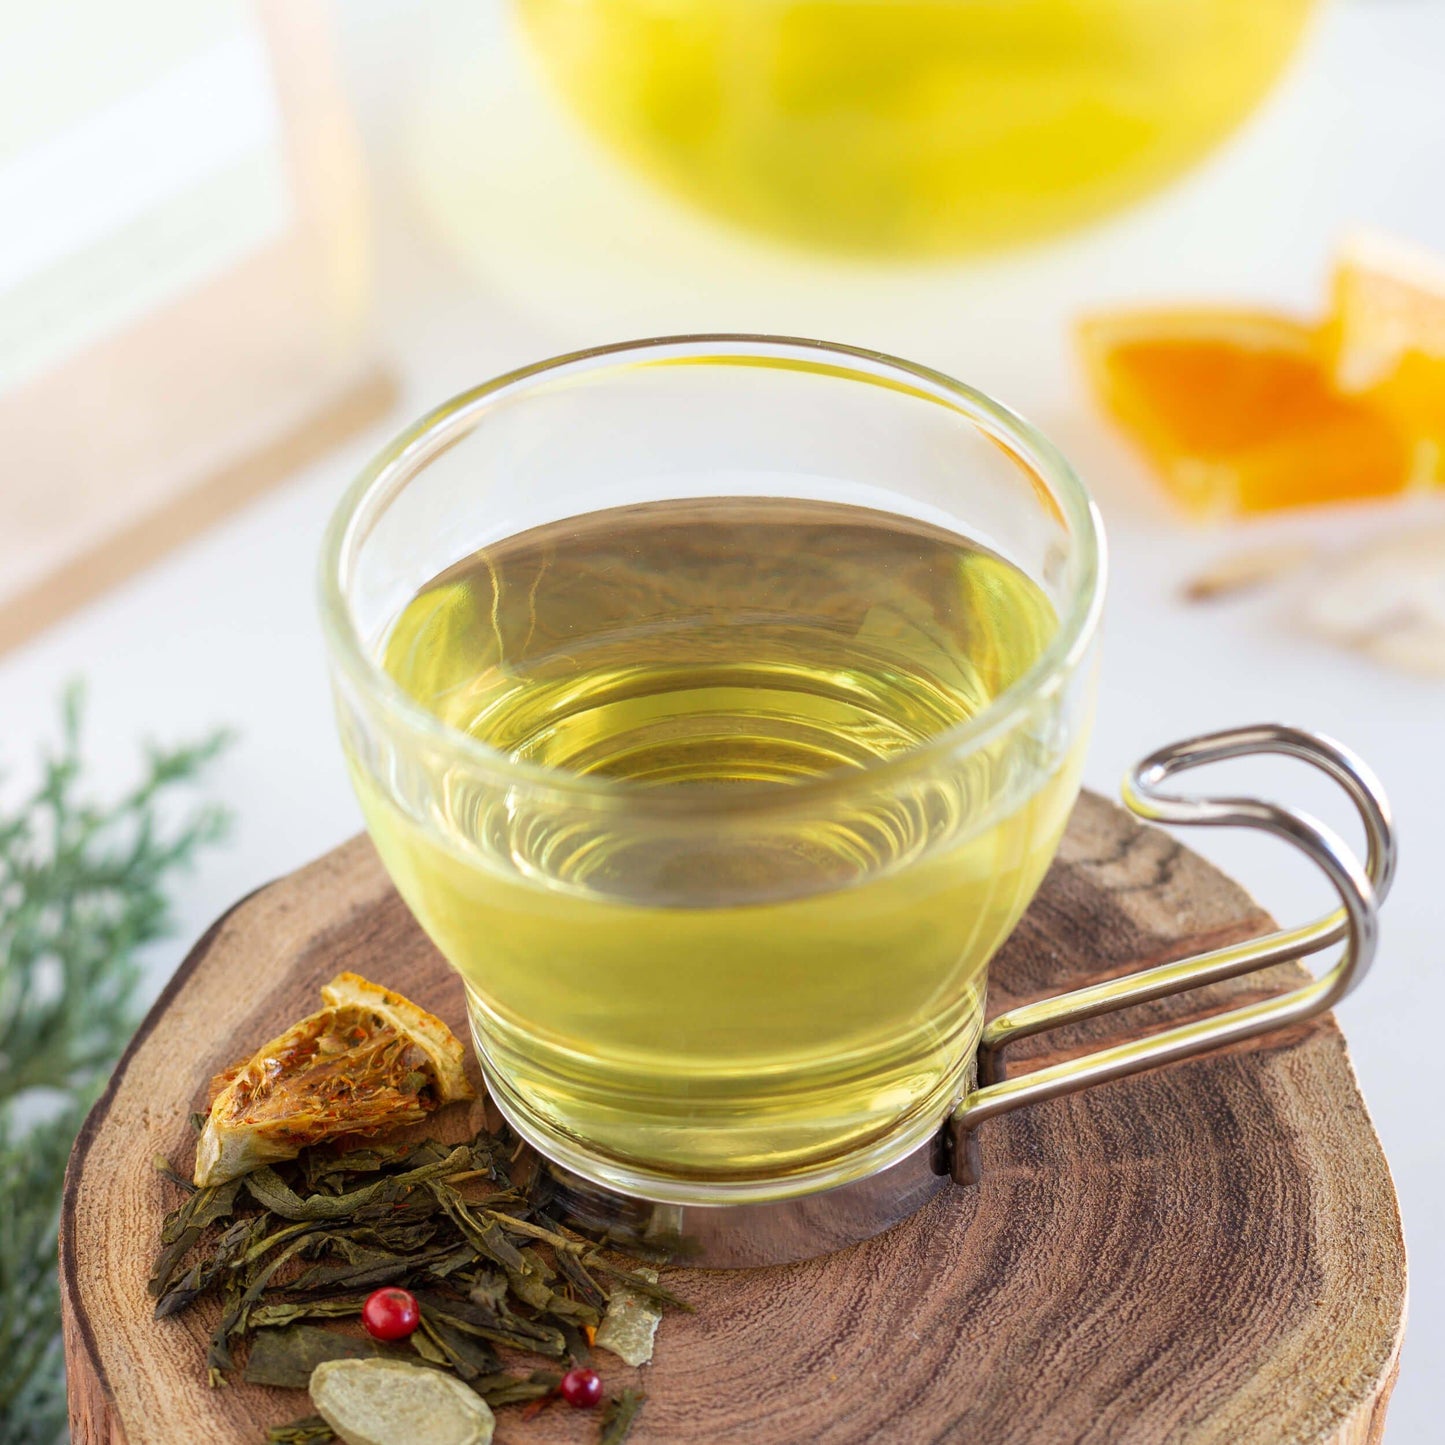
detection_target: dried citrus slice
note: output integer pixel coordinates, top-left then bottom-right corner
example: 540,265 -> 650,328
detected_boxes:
1326,231 -> 1445,481
1299,523 -> 1445,676
194,972 -> 474,1186
1078,308 -> 1412,516
594,1265 -> 663,1366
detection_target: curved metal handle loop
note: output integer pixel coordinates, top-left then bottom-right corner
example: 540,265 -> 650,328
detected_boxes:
947,724 -> 1393,1188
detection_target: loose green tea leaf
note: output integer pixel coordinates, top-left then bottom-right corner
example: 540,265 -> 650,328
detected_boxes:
547,1292 -> 603,1328
554,1247 -> 609,1314
154,1215 -> 260,1317
160,1175 -> 243,1246
467,1271 -> 507,1312
421,1285 -> 568,1359
204,1230 -> 322,1379
244,1326 -> 405,1390
520,1244 -> 556,1282
236,1233 -> 320,1320
407,1321 -> 453,1368
421,1243 -> 479,1279
476,1369 -> 562,1407
506,1251 -> 556,1312
207,1278 -> 243,1384
241,1218 -> 315,1269
149,1176 -> 244,1296
599,1388 -> 647,1445
153,1257 -> 219,1319
290,1241 -> 463,1294
245,1147 -> 471,1221
414,1304 -> 501,1377
426,1182 -> 527,1272
343,1218 -> 441,1254
150,1119 -> 678,1423
313,1234 -> 397,1269
558,1321 -> 593,1367
267,1415 -> 337,1444
519,1156 -> 558,1214
154,1153 -> 197,1191
483,1209 -> 586,1255
584,1255 -> 695,1312
246,1297 -> 366,1331
303,1143 -> 416,1190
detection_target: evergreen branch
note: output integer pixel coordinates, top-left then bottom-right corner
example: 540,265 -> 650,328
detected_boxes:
0,688 -> 232,1443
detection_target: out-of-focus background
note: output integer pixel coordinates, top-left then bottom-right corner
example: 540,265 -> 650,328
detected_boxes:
2,1 -> 1442,1437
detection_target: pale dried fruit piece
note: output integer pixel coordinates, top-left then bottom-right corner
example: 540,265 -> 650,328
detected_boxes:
194,972 -> 473,1186
595,1266 -> 663,1367
1366,622 -> 1445,676
310,1358 -> 494,1445
1299,523 -> 1445,676
1183,542 -> 1316,602
1326,231 -> 1445,484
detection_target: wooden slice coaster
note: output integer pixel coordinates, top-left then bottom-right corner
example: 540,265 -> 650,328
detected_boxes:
61,792 -> 1405,1444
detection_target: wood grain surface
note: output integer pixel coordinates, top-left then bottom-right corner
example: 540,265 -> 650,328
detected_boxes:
60,793 -> 1406,1444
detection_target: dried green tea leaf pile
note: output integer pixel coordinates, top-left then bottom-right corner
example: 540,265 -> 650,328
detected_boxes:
151,1119 -> 687,1443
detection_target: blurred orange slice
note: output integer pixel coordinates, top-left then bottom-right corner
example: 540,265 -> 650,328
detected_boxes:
1326,231 -> 1445,481
1079,308 -> 1412,517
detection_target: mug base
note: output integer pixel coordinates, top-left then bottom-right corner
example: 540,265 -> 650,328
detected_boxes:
540,1128 -> 954,1269
478,1036 -> 970,1269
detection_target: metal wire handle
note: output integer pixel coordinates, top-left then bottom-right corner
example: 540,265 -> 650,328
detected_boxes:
947,724 -> 1395,1187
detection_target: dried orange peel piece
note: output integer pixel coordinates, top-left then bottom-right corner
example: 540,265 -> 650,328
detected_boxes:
1079,307 -> 1413,516
1326,231 -> 1445,481
194,972 -> 474,1186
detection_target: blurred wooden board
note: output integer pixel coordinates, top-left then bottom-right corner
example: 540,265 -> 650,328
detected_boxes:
0,366 -> 395,657
0,0 -> 384,659
61,793 -> 1406,1443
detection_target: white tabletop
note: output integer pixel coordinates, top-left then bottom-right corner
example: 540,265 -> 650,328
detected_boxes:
3,1 -> 1440,1434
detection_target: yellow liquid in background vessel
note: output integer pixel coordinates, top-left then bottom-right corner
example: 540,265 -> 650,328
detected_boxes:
355,498 -> 1082,1188
516,0 -> 1315,256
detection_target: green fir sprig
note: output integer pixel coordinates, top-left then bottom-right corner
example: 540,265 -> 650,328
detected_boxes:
0,689 -> 231,1444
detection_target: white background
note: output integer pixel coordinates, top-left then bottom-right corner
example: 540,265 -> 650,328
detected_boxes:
1,0 -> 1440,1434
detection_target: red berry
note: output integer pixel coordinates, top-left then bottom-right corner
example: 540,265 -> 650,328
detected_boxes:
361,1287 -> 421,1341
560,1367 -> 603,1409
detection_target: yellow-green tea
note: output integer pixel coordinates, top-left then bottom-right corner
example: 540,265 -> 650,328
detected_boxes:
517,0 -> 1314,255
354,498 -> 1080,1186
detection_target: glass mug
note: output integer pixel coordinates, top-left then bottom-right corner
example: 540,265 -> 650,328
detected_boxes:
514,0 -> 1317,256
320,337 -> 1390,1251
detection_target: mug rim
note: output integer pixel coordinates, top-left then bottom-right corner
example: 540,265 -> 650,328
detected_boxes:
318,333 -> 1107,812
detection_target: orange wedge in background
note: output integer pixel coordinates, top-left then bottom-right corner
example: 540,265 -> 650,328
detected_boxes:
1325,231 -> 1445,481
1078,308 -> 1413,517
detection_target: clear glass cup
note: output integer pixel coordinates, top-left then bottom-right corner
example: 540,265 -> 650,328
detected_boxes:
320,336 -> 1104,1204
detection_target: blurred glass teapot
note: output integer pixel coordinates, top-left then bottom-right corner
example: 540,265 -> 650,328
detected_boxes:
516,0 -> 1316,257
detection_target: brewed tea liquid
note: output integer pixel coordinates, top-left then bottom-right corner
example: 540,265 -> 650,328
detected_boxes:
358,498 -> 1081,1186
